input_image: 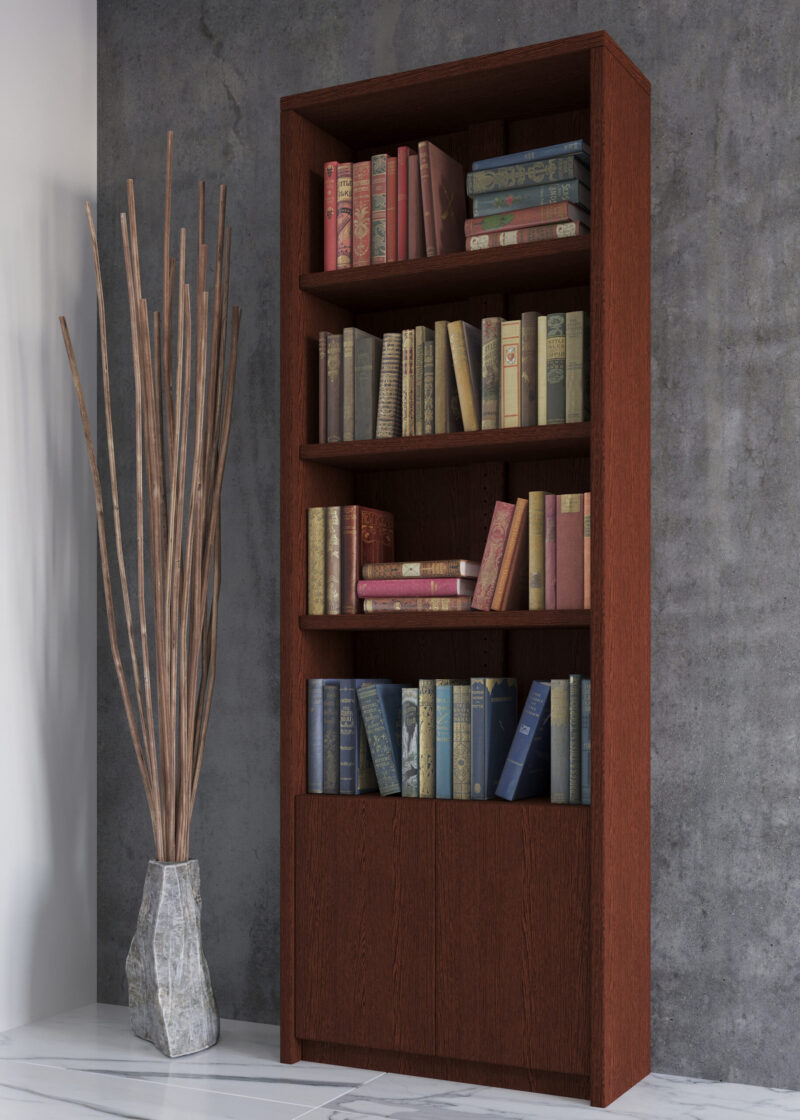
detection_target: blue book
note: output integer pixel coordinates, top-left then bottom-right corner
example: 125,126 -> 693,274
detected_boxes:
471,179 -> 590,218
470,677 -> 518,800
435,682 -> 454,799
569,674 -> 582,804
496,681 -> 551,801
581,678 -> 591,805
472,139 -> 590,171
354,678 -> 388,794
322,681 -> 340,794
307,679 -> 325,793
357,682 -> 403,795
338,680 -> 358,794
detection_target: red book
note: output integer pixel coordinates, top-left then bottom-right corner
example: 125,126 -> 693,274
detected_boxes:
426,141 -> 466,255
464,200 -> 587,238
466,220 -> 587,251
352,161 -> 371,267
417,141 -> 436,257
490,498 -> 528,610
408,151 -> 423,259
397,146 -> 410,260
556,493 -> 584,609
357,577 -> 476,598
336,163 -> 352,269
583,491 -> 591,609
323,160 -> 337,271
545,493 -> 557,610
386,156 -> 397,263
342,506 -> 395,614
472,501 -> 515,611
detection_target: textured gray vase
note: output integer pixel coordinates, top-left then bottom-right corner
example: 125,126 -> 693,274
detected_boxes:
126,860 -> 219,1057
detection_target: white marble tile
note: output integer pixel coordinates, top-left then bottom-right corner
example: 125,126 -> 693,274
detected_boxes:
0,1004 -> 379,1109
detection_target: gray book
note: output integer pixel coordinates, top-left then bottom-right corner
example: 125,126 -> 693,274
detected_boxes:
353,329 -> 382,440
568,674 -> 582,804
375,332 -> 402,438
342,327 -> 355,441
545,313 -> 566,424
401,687 -> 419,797
565,310 -> 590,423
549,678 -> 569,804
414,325 -> 433,434
434,320 -> 462,433
423,339 -> 435,434
318,330 -> 328,442
520,310 -> 539,426
326,333 -> 343,442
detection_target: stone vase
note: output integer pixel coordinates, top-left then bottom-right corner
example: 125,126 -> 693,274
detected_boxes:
126,859 -> 219,1057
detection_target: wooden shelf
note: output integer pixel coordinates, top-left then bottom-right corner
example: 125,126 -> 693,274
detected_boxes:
296,792 -> 589,811
300,237 -> 590,311
301,610 -> 589,632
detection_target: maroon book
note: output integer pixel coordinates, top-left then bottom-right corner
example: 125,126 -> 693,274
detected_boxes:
323,160 -> 337,271
472,501 -> 515,611
408,151 -> 424,259
555,493 -> 584,609
386,156 -> 397,263
397,146 -> 410,260
426,140 -> 466,256
342,506 -> 395,614
357,577 -> 476,598
545,493 -> 557,609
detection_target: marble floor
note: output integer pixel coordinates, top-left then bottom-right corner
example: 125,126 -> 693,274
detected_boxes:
0,1005 -> 797,1119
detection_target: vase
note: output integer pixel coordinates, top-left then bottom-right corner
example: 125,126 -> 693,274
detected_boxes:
126,859 -> 219,1057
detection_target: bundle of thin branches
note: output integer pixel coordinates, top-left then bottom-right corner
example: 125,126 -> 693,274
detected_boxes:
60,133 -> 241,862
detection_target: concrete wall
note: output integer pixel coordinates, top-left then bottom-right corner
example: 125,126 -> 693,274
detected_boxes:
98,0 -> 800,1089
0,0 -> 97,1031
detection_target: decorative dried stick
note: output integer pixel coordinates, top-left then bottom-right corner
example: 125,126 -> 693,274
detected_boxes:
176,284 -> 194,860
162,132 -> 175,466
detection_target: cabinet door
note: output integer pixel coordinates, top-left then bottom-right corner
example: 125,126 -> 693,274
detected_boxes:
436,802 -> 590,1075
295,795 -> 436,1055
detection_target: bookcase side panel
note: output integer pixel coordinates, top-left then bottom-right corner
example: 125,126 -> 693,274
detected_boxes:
589,46 -> 651,1106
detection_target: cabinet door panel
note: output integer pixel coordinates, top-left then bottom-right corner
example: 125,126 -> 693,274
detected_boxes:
436,802 -> 590,1074
295,795 -> 436,1055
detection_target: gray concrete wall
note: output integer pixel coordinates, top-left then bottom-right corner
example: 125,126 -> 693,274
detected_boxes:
97,0 -> 800,1089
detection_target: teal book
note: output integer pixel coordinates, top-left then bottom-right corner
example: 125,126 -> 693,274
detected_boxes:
322,681 -> 340,794
546,313 -> 567,424
470,677 -> 518,799
415,325 -> 434,435
472,139 -> 590,171
550,679 -> 569,804
581,678 -> 591,805
353,329 -> 383,440
435,681 -> 454,799
480,316 -> 502,430
357,682 -> 402,795
496,680 -> 551,801
354,677 -> 387,793
307,679 -> 326,793
471,178 -> 590,218
467,155 -> 590,197
401,686 -> 419,796
569,674 -> 582,804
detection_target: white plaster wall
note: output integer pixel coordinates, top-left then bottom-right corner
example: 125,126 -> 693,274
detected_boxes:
0,0 -> 97,1029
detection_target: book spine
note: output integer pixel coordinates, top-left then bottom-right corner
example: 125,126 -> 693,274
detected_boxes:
397,146 -> 409,260
556,493 -> 584,610
470,678 -> 486,799
418,141 -> 436,257
325,505 -> 342,614
584,492 -> 591,609
472,500 -> 515,610
490,497 -> 528,611
362,559 -> 478,579
423,338 -> 435,434
357,577 -> 475,597
370,154 -> 388,264
386,155 -> 397,263
565,310 -> 589,423
352,160 -> 371,267
358,507 -> 395,568
342,327 -> 355,441
326,333 -> 342,442
528,491 -> 547,610
357,717 -> 378,794
550,679 -> 569,804
363,596 -> 473,612
545,493 -> 556,610
323,161 -> 337,271
336,163 -> 352,268
307,679 -> 324,793
500,319 -> 521,428
483,678 -> 518,798
306,507 -> 326,615
467,154 -> 589,196
414,326 -> 427,435
448,321 -> 479,431
354,334 -> 381,441
480,316 -> 502,430
341,505 -> 359,615
318,330 -> 328,442
401,328 -> 415,437
568,674 -> 582,804
546,312 -> 566,424
464,200 -> 581,236
519,311 -> 538,426
375,331 -> 402,438
322,681 -> 340,793
452,684 -> 471,800
408,151 -> 423,259
401,687 -> 419,796
418,679 -> 436,797
435,682 -> 454,799
471,178 -> 589,218
466,221 -> 583,250
537,315 -> 548,426
472,139 -> 589,171
339,680 -> 357,794
495,680 -> 551,801
581,678 -> 591,805
357,684 -> 400,796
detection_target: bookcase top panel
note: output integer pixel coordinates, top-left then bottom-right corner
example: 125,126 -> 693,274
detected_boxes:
281,32 -> 648,146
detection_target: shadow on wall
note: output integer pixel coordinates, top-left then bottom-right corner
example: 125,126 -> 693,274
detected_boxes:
0,178 -> 96,1026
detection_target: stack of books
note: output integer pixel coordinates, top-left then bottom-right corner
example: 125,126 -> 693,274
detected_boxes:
306,505 -> 394,615
464,139 -> 591,252
357,559 -> 479,613
323,139 -> 466,270
318,308 -> 588,442
307,674 -> 591,804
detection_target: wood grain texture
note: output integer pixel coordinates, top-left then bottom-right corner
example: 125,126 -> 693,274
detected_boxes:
436,801 -> 590,1075
300,610 -> 590,632
295,795 -> 436,1055
589,44 -> 651,1106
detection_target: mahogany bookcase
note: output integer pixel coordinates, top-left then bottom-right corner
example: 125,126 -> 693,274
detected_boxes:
279,31 -> 650,1108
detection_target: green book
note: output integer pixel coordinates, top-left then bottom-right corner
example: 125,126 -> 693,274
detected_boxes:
423,338 -> 435,434
418,678 -> 436,797
342,327 -> 355,441
546,313 -> 566,424
569,674 -> 582,804
353,328 -> 382,440
480,316 -> 502,430
415,325 -> 434,435
550,679 -> 569,804
322,681 -> 340,794
565,310 -> 590,423
452,684 -> 471,800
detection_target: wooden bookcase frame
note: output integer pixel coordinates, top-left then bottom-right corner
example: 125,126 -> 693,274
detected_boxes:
279,31 -> 650,1108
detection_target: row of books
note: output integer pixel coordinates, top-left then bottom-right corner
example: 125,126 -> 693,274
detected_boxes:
465,139 -> 591,253
323,139 -> 465,270
306,505 -> 394,615
307,675 -> 591,804
318,310 -> 588,443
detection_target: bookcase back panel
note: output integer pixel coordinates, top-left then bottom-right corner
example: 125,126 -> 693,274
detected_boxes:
507,455 -> 591,501
354,631 -> 505,685
506,284 -> 589,320
507,629 -> 590,700
506,108 -> 591,158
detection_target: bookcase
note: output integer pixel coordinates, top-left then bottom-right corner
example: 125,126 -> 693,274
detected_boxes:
280,32 -> 649,1108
